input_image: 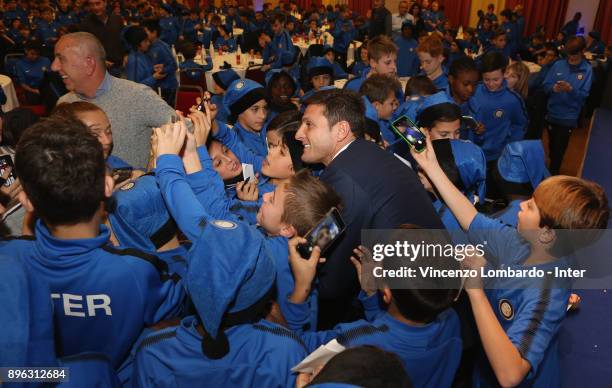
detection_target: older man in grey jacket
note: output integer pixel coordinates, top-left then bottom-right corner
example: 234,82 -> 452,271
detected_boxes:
52,32 -> 177,168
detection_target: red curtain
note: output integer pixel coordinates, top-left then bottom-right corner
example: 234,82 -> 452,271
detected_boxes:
594,0 -> 612,45
440,0 -> 472,27
505,0 -> 570,38
348,0 -> 372,18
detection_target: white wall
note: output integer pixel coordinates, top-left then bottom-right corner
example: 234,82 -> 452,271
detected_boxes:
565,0 -> 600,34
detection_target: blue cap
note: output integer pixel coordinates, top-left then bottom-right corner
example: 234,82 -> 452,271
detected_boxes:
265,69 -> 299,97
307,56 -> 334,78
281,46 -> 300,66
223,79 -> 266,118
497,140 -> 550,189
417,91 -> 457,116
108,175 -> 176,252
188,219 -> 275,347
450,140 -> 487,200
212,69 -> 240,91
0,255 -> 56,367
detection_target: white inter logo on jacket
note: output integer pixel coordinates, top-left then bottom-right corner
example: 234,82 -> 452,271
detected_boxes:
51,293 -> 112,317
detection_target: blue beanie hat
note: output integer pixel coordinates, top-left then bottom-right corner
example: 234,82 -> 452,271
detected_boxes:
212,69 -> 240,91
307,56 -> 334,78
187,218 -> 275,359
223,79 -> 266,118
496,140 -> 550,191
107,175 -> 177,252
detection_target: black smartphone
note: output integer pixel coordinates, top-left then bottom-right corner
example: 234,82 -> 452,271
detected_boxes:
0,155 -> 17,187
196,96 -> 211,112
461,115 -> 479,130
111,168 -> 133,184
391,115 -> 427,153
297,207 -> 345,259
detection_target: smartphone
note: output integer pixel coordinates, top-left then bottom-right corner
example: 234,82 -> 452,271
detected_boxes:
0,155 -> 17,187
225,164 -> 256,189
111,168 -> 133,184
297,207 -> 345,259
391,115 -> 427,153
196,96 -> 211,112
461,115 -> 480,130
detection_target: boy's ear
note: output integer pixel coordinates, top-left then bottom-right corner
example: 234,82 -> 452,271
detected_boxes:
381,287 -> 393,305
278,223 -> 297,239
18,190 -> 35,212
104,175 -> 115,198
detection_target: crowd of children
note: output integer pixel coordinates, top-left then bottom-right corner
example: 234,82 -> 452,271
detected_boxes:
0,0 -> 611,387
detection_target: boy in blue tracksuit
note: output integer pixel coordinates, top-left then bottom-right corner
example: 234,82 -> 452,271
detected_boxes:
302,57 -> 334,101
106,174 -> 188,278
468,51 -> 527,164
542,36 -> 592,174
331,18 -> 355,69
359,74 -> 401,145
394,21 -> 420,77
262,13 -> 295,70
0,255 -> 122,387
426,139 -> 487,244
213,25 -> 237,52
286,226 -> 463,387
499,10 -> 518,58
178,41 -> 213,81
125,26 -> 160,89
158,4 -> 180,46
223,79 -> 269,157
413,135 -> 609,387
143,18 -> 179,107
323,46 -> 348,80
417,34 -> 449,91
132,218 -> 308,388
447,57 -> 480,138
36,6 -> 60,49
586,31 -> 605,56
492,140 -> 550,227
15,42 -> 51,104
211,69 -> 240,124
153,111 -> 335,328
0,117 -> 186,368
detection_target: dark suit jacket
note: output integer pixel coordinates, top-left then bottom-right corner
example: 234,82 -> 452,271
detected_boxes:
318,137 -> 443,328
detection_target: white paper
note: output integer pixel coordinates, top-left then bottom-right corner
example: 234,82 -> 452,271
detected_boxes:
291,339 -> 346,374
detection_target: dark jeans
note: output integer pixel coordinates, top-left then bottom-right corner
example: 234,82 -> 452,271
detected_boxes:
547,122 -> 573,175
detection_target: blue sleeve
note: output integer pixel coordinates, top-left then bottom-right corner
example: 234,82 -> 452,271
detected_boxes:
359,291 -> 385,321
156,154 -> 213,241
333,62 -> 347,79
214,121 -> 264,173
505,287 -> 570,379
126,56 -> 156,88
509,94 -> 528,142
541,63 -> 559,95
202,56 -> 213,71
467,213 -> 524,267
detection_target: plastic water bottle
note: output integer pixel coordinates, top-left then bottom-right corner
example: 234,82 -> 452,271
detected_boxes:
236,46 -> 242,65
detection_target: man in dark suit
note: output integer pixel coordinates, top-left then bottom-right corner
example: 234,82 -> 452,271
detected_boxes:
296,89 -> 444,329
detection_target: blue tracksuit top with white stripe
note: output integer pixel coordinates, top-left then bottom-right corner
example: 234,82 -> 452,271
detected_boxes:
542,58 -> 592,128
132,316 -> 307,387
468,82 -> 527,161
0,222 -> 186,368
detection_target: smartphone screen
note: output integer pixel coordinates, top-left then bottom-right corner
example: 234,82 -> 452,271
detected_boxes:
0,155 -> 17,187
391,116 -> 427,153
461,115 -> 479,130
297,207 -> 345,259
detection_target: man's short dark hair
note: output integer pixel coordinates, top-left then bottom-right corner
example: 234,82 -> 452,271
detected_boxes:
303,89 -> 365,138
449,56 -> 479,78
359,74 -> 401,104
480,51 -> 508,73
15,116 -> 106,226
310,345 -> 413,388
271,13 -> 285,24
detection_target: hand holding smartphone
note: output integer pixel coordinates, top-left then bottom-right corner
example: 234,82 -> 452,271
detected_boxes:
391,115 -> 427,153
296,207 -> 345,259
